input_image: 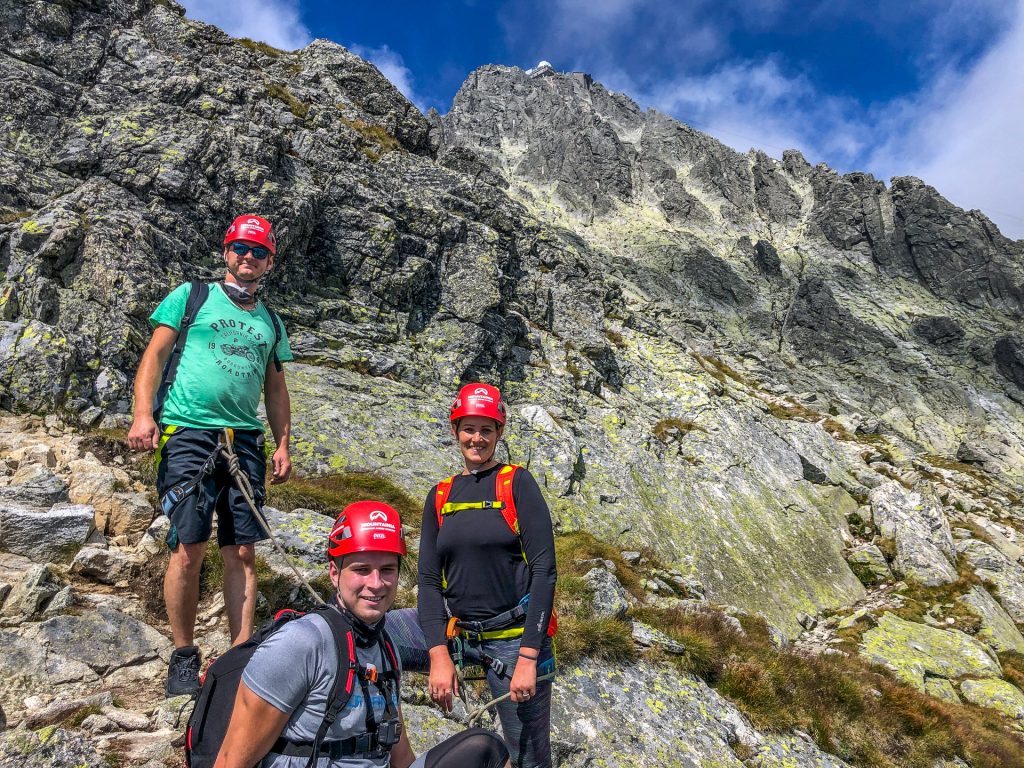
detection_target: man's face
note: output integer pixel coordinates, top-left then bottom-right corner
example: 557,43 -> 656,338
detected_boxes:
329,551 -> 400,624
223,239 -> 274,283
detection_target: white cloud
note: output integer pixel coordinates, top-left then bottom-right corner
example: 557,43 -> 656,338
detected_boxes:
179,0 -> 312,51
349,44 -> 426,111
869,3 -> 1024,240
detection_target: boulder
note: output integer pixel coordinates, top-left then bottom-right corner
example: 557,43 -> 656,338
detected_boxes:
67,458 -> 152,536
258,506 -> 334,565
957,585 -> 1024,654
858,612 -> 1001,690
869,483 -> 956,586
632,621 -> 688,655
0,502 -> 93,562
958,538 -> 1024,623
0,630 -> 98,714
26,606 -> 170,675
959,678 -> 1024,720
845,543 -> 893,585
582,566 -> 630,619
0,564 -> 63,619
2,464 -> 68,504
70,545 -> 133,585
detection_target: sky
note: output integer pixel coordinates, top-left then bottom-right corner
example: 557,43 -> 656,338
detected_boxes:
180,0 -> 1024,240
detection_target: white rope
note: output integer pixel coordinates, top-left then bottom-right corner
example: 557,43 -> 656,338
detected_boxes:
219,429 -> 326,607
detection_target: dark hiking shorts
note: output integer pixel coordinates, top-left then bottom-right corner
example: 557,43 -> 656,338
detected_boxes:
156,426 -> 268,549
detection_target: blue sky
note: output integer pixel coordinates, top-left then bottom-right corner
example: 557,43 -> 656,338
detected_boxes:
180,0 -> 1024,239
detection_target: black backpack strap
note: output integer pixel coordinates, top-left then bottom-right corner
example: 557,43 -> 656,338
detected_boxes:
267,309 -> 283,373
153,281 -> 209,419
303,606 -> 357,768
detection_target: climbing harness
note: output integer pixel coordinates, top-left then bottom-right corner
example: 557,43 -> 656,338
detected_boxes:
434,464 -> 558,640
158,427 -> 325,606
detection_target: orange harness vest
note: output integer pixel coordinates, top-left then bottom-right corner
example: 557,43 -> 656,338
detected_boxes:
434,465 -> 557,638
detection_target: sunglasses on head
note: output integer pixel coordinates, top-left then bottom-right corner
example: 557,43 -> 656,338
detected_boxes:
228,242 -> 271,260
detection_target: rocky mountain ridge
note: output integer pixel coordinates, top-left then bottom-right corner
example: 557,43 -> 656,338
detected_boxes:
1,0 -> 1024,765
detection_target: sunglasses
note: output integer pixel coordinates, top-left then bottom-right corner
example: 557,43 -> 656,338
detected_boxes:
228,242 -> 271,260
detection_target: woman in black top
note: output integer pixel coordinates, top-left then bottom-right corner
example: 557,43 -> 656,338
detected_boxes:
417,383 -> 557,768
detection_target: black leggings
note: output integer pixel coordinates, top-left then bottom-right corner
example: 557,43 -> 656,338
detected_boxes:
422,727 -> 509,768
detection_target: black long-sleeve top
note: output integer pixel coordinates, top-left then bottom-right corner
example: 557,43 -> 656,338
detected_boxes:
417,464 -> 557,650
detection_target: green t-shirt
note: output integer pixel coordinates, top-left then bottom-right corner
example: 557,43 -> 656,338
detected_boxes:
150,283 -> 294,430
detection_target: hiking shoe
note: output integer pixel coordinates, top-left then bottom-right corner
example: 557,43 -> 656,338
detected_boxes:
165,645 -> 201,697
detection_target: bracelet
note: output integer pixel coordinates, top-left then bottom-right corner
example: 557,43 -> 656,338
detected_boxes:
518,651 -> 539,660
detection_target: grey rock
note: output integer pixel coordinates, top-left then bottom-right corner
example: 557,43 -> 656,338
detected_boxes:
869,482 -> 956,586
958,538 -> 1024,623
993,335 -> 1024,390
957,585 -> 1024,654
923,676 -> 960,704
632,620 -> 688,655
0,564 -> 62,619
0,502 -> 93,562
27,606 -> 170,674
796,611 -> 818,631
620,551 -> 642,566
100,705 -> 151,731
41,585 -> 76,616
81,713 -> 117,733
0,465 -> 68,504
582,567 -> 630,620
911,316 -> 965,348
750,735 -> 853,767
70,545 -> 133,584
845,543 -> 893,585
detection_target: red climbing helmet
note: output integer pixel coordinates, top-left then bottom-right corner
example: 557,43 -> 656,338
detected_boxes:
327,501 -> 407,559
449,382 -> 507,426
223,214 -> 277,254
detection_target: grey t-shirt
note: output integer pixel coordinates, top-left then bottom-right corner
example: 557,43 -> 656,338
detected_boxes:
242,613 -> 401,768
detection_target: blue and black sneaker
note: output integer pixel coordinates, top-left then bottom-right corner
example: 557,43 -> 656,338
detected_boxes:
165,645 -> 201,697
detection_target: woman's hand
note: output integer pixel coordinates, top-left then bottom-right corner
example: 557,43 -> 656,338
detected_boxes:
509,651 -> 538,703
428,646 -> 458,712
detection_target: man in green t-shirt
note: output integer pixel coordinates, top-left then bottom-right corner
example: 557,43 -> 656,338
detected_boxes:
128,214 -> 293,696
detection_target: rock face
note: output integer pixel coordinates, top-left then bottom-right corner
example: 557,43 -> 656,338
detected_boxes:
1,9 -> 1024,763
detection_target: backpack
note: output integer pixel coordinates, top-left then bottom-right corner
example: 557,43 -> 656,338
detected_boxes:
184,605 -> 400,768
153,281 -> 284,420
434,465 -> 557,638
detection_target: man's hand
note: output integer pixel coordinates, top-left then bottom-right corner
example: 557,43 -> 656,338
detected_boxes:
270,444 -> 291,484
127,414 -> 161,452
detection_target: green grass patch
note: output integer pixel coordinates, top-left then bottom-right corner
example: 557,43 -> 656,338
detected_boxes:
890,562 -> 983,634
628,608 -> 1024,767
239,38 -> 284,57
0,210 -> 32,225
1000,651 -> 1024,691
265,83 -> 309,119
266,471 -> 421,531
60,704 -> 103,728
603,329 -> 625,347
555,616 -> 636,665
339,117 -> 401,161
